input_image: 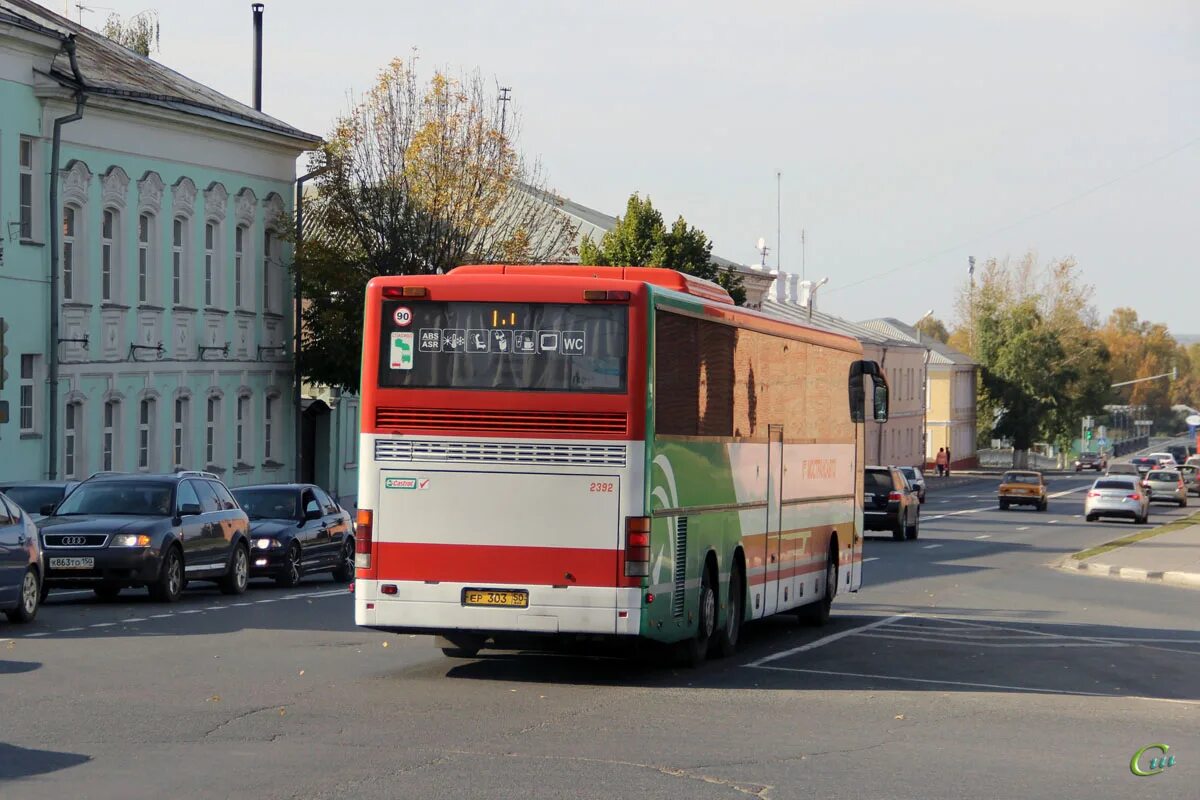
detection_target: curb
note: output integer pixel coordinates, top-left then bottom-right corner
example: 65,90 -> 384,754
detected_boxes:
1059,558 -> 1200,590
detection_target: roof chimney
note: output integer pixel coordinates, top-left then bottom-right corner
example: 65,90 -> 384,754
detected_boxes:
252,3 -> 264,111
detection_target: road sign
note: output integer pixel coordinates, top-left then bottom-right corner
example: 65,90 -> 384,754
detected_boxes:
1097,437 -> 1109,448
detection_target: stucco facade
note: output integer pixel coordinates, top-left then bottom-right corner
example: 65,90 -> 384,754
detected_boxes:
0,2 -> 320,485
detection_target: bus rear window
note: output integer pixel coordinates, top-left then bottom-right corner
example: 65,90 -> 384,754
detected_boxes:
378,301 -> 628,393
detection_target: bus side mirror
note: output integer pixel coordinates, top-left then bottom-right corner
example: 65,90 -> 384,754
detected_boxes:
873,382 -> 889,422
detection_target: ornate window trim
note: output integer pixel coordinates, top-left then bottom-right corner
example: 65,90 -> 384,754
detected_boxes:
234,188 -> 258,227
172,177 -> 197,219
60,159 -> 92,208
204,181 -> 229,224
101,166 -> 130,210
137,171 -> 165,216
263,191 -> 286,231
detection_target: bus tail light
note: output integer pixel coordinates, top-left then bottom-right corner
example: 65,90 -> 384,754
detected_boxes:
625,516 -> 651,578
382,286 -> 428,299
355,509 -> 374,570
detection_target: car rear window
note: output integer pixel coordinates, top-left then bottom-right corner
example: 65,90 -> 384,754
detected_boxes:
865,471 -> 894,493
1003,473 -> 1040,484
1147,471 -> 1178,481
0,485 -> 66,514
1094,480 -> 1135,491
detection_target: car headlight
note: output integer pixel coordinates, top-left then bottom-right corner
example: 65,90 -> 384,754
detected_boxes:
110,534 -> 151,547
254,538 -> 281,550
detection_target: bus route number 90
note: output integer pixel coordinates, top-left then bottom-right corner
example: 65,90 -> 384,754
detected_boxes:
589,482 -> 614,493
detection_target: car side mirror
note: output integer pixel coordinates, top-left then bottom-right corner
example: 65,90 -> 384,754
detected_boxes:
179,502 -> 201,517
40,504 -> 56,516
305,508 -> 323,521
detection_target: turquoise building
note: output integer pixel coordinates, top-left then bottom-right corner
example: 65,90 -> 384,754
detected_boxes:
0,1 -> 334,492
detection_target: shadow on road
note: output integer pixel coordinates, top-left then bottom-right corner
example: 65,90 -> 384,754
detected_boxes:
0,741 -> 90,781
0,659 -> 41,675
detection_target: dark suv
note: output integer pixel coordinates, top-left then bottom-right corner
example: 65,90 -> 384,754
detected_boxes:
1073,452 -> 1106,472
36,472 -> 251,602
863,466 -> 920,541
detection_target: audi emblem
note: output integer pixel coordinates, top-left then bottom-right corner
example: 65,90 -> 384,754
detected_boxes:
62,536 -> 89,546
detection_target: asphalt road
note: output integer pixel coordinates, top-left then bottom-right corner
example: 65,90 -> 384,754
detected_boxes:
3,471 -> 1199,800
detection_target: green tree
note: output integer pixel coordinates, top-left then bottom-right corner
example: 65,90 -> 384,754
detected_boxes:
579,194 -> 746,305
956,253 -> 1111,462
914,315 -> 950,343
299,58 -> 576,391
101,11 -> 160,57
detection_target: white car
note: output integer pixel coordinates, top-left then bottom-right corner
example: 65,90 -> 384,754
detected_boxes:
1084,476 -> 1150,524
1148,452 -> 1178,468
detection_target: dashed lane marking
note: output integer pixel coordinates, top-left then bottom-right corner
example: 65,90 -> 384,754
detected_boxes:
923,544 -> 942,549
1016,526 -> 1030,531
974,534 -> 991,539
863,557 -> 880,563
751,665 -> 1118,697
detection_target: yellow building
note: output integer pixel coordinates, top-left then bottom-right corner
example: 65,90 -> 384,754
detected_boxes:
861,319 -> 978,470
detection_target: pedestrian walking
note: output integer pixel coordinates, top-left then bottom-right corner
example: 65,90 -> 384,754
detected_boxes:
946,449 -> 952,477
935,448 -> 948,477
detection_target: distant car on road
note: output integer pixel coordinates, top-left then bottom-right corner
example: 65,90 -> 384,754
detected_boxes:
36,472 -> 251,602
863,466 -> 921,541
1085,476 -> 1149,524
1105,462 -> 1140,478
896,466 -> 926,503
1186,455 -> 1200,469
1179,464 -> 1200,497
0,481 -> 80,522
0,490 -> 43,624
1166,444 -> 1189,464
1147,452 -> 1179,468
231,484 -> 355,587
1143,470 -> 1188,508
1073,452 -> 1106,472
998,470 -> 1048,511
1130,457 -> 1160,476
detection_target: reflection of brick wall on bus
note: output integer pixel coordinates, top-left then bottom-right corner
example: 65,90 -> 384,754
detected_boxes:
654,310 -> 854,444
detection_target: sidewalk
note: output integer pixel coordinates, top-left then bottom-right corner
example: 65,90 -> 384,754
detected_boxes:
1060,516 -> 1200,591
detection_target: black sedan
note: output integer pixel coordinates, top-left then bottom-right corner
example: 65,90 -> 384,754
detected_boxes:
0,480 -> 80,522
1,490 -> 43,623
231,484 -> 355,587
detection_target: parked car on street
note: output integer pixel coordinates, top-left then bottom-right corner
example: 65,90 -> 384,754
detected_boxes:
231,484 -> 355,587
998,470 -> 1048,511
1179,464 -> 1200,497
1142,470 -> 1188,508
1084,476 -> 1149,524
0,490 -> 43,624
896,466 -> 926,503
0,480 -> 80,522
36,472 -> 251,602
863,466 -> 921,541
1073,452 -> 1106,472
1130,456 -> 1160,476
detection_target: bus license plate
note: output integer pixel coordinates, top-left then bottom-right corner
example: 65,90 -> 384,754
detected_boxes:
462,589 -> 529,608
50,557 -> 94,570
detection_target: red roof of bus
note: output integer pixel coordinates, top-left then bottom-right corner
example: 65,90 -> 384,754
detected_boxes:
447,264 -> 734,305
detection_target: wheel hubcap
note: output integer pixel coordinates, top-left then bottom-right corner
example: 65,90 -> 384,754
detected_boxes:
236,550 -> 248,586
22,572 -> 37,613
702,587 -> 716,637
168,557 -> 181,595
289,548 -> 301,581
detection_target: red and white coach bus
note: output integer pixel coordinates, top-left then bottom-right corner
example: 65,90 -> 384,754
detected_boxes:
353,264 -> 889,664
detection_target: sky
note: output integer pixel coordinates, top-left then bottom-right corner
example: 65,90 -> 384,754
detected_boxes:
51,0 -> 1200,333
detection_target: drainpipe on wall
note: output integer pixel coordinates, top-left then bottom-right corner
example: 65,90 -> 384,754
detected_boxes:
920,347 -> 931,468
876,346 -> 888,464
331,386 -> 342,502
46,35 -> 87,480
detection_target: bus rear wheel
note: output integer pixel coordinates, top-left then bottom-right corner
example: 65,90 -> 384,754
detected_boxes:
715,564 -> 743,658
679,564 -> 717,668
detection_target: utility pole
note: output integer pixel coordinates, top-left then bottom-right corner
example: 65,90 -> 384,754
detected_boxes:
498,86 -> 512,136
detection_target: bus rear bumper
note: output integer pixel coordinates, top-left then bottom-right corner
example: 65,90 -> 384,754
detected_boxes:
354,580 -> 642,636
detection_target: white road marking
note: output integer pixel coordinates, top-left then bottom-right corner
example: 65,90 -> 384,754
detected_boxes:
974,534 -> 991,539
922,544 -> 942,549
231,602 -> 252,607
25,632 -> 49,637
862,557 -> 879,563
744,614 -> 910,667
857,632 -> 1121,648
178,609 -> 203,614
1016,526 -> 1030,531
751,665 -> 1121,698
90,622 -> 115,628
59,627 -> 83,633
122,618 -> 147,623
204,606 -> 226,611
1049,520 -> 1059,524
148,614 -> 172,619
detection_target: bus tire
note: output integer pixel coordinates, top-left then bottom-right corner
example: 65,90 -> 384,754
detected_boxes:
679,562 -> 717,668
800,544 -> 837,627
716,561 -> 744,658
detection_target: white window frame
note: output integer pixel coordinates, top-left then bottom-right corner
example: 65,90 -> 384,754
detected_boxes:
64,401 -> 83,479
204,221 -> 219,307
138,397 -> 156,471
62,205 -> 80,301
101,207 -> 120,303
206,395 -> 221,467
235,225 -> 247,309
102,400 -> 121,471
235,393 -> 251,464
18,136 -> 35,241
174,395 -> 190,469
19,354 -> 38,433
138,213 -> 155,304
172,216 -> 191,306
